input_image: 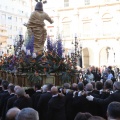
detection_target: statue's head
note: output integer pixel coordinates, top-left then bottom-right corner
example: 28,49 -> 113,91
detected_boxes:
35,2 -> 43,11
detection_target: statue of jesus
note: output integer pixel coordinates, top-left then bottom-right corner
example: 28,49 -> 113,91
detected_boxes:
26,0 -> 53,53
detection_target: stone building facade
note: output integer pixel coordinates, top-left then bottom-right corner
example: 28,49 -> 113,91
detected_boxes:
0,0 -> 33,54
44,0 -> 120,68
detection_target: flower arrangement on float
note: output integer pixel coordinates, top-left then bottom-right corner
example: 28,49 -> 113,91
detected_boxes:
0,36 -> 78,84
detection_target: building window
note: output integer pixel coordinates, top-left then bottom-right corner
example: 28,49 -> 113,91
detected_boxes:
8,16 -> 12,20
102,13 -> 113,36
1,14 -> 6,20
13,17 -> 17,22
64,0 -> 69,7
9,35 -> 12,39
105,0 -> 110,2
5,6 -> 8,10
83,22 -> 91,37
63,23 -> 70,37
13,26 -> 17,31
8,25 -> 12,30
85,0 -> 90,5
62,17 -> 71,38
12,8 -> 14,12
19,18 -> 22,23
22,1 -> 27,6
19,27 -> 23,31
1,14 -> 6,26
102,21 -> 112,36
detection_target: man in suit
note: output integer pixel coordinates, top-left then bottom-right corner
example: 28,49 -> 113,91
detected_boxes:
0,80 -> 9,118
0,78 -> 3,93
32,83 -> 42,110
62,83 -> 73,120
86,81 -> 120,117
13,87 -> 32,109
73,83 -> 99,116
72,82 -> 84,118
6,85 -> 21,111
37,83 -> 53,120
47,86 -> 66,120
2,84 -> 15,120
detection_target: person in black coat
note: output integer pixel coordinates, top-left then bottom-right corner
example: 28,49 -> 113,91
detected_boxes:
73,83 -> 100,116
6,95 -> 17,111
0,78 -> 3,93
47,86 -> 66,120
6,85 -> 21,111
37,83 -> 53,120
1,85 -> 15,120
86,81 -> 120,118
25,88 -> 35,97
32,83 -> 42,110
0,80 -> 9,117
13,87 -> 32,109
59,83 -> 73,120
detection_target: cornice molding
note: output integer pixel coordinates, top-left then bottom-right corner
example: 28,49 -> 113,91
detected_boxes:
57,2 -> 120,11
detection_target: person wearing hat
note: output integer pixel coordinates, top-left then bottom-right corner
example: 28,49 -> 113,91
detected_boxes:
26,0 -> 53,53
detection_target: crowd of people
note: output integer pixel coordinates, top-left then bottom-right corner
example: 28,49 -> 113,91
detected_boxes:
0,66 -> 120,120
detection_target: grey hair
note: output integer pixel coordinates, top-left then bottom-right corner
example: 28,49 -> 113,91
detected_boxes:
42,84 -> 47,92
14,86 -> 21,93
6,107 -> 20,120
63,83 -> 70,89
85,83 -> 93,91
16,88 -> 25,97
16,108 -> 39,120
114,82 -> 120,90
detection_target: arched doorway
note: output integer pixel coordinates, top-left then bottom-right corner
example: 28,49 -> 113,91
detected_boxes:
83,48 -> 89,68
99,47 -> 115,66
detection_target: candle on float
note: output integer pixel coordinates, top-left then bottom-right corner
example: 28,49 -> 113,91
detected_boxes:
32,53 -> 37,58
26,50 -> 31,55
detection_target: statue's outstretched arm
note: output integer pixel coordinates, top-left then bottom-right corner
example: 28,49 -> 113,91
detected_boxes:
45,13 -> 54,24
23,23 -> 27,27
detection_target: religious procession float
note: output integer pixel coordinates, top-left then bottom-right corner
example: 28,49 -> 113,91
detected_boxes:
0,0 -> 80,87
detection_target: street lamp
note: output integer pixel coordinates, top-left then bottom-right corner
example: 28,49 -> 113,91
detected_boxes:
71,34 -> 82,68
14,39 -> 17,56
79,44 -> 82,68
7,45 -> 12,55
14,34 -> 24,57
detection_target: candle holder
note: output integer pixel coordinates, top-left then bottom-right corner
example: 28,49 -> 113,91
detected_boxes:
14,34 -> 24,57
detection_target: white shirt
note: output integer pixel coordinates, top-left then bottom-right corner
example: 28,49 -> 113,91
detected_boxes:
52,94 -> 58,97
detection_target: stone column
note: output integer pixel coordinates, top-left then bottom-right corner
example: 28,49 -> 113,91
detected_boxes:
93,48 -> 100,67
